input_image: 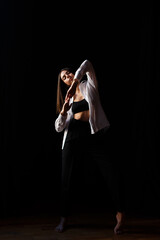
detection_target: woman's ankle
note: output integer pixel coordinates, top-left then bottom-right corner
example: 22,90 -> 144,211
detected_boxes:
116,212 -> 125,222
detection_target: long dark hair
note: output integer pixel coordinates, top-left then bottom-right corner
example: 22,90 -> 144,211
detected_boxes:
56,67 -> 72,114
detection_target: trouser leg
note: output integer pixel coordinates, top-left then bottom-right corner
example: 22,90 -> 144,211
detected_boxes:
95,154 -> 125,212
60,141 -> 76,217
88,129 -> 125,213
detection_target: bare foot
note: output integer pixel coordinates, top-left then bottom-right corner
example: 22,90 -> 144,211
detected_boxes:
114,212 -> 125,235
55,217 -> 68,233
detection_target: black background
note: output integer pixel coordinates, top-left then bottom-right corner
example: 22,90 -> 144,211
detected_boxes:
1,1 -> 160,218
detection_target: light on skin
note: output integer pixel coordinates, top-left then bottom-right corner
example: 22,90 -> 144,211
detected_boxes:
60,70 -> 79,116
60,69 -> 89,121
61,70 -> 79,96
60,70 -> 74,87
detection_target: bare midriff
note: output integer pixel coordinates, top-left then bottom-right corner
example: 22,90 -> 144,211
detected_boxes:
73,110 -> 89,122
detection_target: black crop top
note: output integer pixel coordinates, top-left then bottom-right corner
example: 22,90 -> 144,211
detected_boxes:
72,98 -> 89,114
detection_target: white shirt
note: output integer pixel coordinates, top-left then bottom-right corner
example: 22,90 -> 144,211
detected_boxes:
55,59 -> 110,149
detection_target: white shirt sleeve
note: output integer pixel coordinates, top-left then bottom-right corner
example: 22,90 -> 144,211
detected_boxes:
55,96 -> 73,133
74,59 -> 98,89
55,113 -> 68,132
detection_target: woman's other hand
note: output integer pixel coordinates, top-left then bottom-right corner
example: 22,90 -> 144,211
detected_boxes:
65,79 -> 78,100
60,97 -> 72,116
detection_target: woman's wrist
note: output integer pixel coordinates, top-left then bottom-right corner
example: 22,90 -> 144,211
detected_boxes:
60,110 -> 67,116
70,79 -> 79,96
72,78 -> 79,87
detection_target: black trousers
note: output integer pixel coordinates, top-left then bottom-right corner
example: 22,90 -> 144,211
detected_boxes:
60,125 -> 125,217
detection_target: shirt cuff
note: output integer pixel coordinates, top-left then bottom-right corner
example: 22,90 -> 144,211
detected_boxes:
59,113 -> 67,122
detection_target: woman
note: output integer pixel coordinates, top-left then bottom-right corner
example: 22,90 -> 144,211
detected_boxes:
55,59 -> 125,234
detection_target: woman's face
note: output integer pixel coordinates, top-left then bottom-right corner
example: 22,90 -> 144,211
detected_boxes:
60,70 -> 74,86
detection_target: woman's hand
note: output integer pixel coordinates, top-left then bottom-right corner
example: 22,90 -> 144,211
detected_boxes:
60,97 -> 72,116
65,79 -> 78,100
61,79 -> 78,116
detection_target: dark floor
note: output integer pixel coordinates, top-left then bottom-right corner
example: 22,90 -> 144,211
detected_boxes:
0,209 -> 160,240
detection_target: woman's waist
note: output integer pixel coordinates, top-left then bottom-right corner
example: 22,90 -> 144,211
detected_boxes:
73,110 -> 89,122
69,117 -> 90,128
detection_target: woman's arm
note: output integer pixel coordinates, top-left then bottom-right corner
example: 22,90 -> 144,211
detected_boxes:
55,98 -> 72,132
65,59 -> 98,99
55,114 -> 67,132
65,79 -> 79,100
74,59 -> 98,88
